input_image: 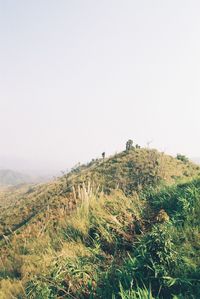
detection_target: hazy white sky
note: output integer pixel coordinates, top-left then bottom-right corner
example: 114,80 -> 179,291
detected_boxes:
0,0 -> 200,172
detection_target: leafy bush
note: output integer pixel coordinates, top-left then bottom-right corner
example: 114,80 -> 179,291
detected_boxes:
176,154 -> 189,163
149,180 -> 200,225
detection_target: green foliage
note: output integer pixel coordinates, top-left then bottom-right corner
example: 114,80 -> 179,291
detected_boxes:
176,154 -> 189,163
135,223 -> 178,279
26,280 -> 54,299
0,147 -> 198,239
149,179 -> 200,225
118,284 -> 156,299
0,147 -> 200,298
97,223 -> 179,298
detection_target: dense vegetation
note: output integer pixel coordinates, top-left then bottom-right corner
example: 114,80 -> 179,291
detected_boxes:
0,146 -> 200,298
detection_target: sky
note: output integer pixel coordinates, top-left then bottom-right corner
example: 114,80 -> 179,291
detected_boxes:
0,0 -> 200,173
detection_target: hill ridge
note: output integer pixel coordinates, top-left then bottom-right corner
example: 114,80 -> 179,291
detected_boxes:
0,146 -> 200,298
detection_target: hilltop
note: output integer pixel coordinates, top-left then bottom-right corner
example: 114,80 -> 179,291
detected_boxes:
0,145 -> 200,298
0,147 -> 199,238
64,147 -> 199,193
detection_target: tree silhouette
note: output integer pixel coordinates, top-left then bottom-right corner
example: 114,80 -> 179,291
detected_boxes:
126,139 -> 133,151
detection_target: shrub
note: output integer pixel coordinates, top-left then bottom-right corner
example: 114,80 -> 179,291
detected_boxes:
176,154 -> 189,163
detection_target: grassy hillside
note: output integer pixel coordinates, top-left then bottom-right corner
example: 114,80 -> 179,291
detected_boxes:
0,147 -> 200,298
0,148 -> 198,238
63,148 -> 199,194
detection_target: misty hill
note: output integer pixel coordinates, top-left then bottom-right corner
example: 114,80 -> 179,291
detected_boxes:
0,169 -> 52,187
0,169 -> 32,186
0,146 -> 200,298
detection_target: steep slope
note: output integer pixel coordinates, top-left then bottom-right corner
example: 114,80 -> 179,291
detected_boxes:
0,147 -> 199,238
0,180 -> 200,298
65,148 -> 199,194
0,147 -> 200,298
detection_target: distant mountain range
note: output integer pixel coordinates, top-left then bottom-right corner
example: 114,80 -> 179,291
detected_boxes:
0,169 -> 33,186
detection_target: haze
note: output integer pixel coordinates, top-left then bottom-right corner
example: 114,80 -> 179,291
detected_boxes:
0,0 -> 200,174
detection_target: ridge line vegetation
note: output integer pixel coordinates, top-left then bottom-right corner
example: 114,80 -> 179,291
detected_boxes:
0,143 -> 200,298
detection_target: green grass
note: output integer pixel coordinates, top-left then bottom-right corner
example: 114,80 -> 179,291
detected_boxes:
0,147 -> 200,298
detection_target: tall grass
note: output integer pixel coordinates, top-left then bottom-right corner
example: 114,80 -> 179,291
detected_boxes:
0,178 -> 200,298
